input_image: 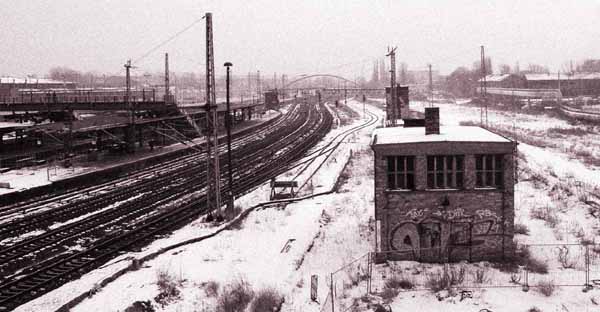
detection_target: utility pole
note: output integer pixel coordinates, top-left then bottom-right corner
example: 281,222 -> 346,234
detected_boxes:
557,71 -> 562,104
428,64 -> 433,107
125,59 -> 135,152
165,53 -> 170,103
224,62 -> 234,214
344,81 -> 347,105
204,12 -> 222,220
386,47 -> 398,126
281,74 -> 286,99
247,72 -> 252,104
256,70 -> 261,103
480,45 -> 488,126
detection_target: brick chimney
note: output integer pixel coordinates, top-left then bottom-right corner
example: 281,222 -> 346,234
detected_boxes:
425,107 -> 440,135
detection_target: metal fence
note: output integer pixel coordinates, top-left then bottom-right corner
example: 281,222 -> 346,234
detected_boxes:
320,243 -> 600,312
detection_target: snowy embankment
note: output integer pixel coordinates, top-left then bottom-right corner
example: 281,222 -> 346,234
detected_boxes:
14,100 -> 377,312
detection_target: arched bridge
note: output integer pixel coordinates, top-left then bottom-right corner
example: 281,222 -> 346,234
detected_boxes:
281,74 -> 362,90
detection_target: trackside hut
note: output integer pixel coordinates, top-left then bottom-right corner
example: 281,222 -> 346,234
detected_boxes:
370,108 -> 517,262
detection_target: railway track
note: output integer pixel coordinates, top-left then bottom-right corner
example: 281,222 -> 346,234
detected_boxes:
291,102 -> 378,185
0,99 -> 332,311
0,106 -> 302,269
0,114 -> 283,219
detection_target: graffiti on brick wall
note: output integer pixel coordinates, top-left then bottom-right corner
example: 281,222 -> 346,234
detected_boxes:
389,206 -> 505,259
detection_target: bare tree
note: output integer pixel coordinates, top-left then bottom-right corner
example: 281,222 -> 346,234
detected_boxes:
498,64 -> 511,74
525,63 -> 549,74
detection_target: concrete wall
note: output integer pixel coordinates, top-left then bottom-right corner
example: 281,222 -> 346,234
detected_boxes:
372,140 -> 516,262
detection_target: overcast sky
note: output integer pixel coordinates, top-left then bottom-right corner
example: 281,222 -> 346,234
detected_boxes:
1,0 -> 599,78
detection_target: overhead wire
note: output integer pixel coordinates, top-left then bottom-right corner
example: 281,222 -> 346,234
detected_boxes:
131,15 -> 206,66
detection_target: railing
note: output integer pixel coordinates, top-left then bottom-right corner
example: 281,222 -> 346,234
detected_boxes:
320,243 -> 600,312
0,89 -> 159,105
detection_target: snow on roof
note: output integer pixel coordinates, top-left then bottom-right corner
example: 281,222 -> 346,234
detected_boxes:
0,122 -> 31,130
371,125 -> 512,145
0,77 -> 73,85
525,72 -> 600,81
524,73 -> 557,81
479,74 -> 511,82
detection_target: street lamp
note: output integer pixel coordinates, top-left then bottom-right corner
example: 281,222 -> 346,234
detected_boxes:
224,62 -> 234,214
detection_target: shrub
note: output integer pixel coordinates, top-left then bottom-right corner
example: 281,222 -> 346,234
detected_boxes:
125,300 -> 155,312
472,267 -> 490,284
520,248 -> 548,274
346,267 -> 368,287
204,280 -> 220,297
425,265 -> 465,292
536,280 -> 555,297
385,275 -> 414,290
556,245 -> 577,269
217,279 -> 255,312
514,223 -> 530,235
380,287 -> 399,302
528,307 -> 542,312
494,246 -> 548,274
250,288 -> 284,312
154,268 -> 182,307
530,205 -> 559,228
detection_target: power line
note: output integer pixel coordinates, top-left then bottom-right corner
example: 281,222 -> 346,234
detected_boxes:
132,16 -> 205,66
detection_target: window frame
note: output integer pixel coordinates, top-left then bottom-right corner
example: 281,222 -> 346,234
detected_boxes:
386,155 -> 416,190
426,155 -> 464,189
475,154 -> 504,189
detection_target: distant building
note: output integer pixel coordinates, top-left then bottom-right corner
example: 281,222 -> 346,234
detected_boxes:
0,77 -> 76,98
264,90 -> 279,110
384,85 -> 410,121
478,73 -> 600,97
370,107 -> 516,262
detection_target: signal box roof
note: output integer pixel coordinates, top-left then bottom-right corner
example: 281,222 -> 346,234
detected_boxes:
371,125 -> 512,146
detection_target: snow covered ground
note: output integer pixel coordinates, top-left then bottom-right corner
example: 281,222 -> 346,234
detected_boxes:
13,100 -> 376,312
355,101 -> 600,312
12,99 -> 600,312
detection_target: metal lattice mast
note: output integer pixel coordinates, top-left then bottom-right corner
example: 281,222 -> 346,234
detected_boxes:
256,70 -> 261,102
205,12 -> 222,217
124,59 -> 136,152
480,45 -> 488,126
165,53 -> 170,103
386,47 -> 398,126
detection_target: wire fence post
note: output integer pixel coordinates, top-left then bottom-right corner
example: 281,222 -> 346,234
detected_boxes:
584,244 -> 592,292
522,268 -> 529,292
330,272 -> 335,312
367,252 -> 372,295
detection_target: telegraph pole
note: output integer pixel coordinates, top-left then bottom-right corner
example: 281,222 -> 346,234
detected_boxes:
125,59 -> 135,153
557,71 -> 562,104
256,70 -> 261,103
480,45 -> 488,126
165,53 -> 170,103
344,81 -> 347,105
204,12 -> 222,220
224,62 -> 234,214
386,47 -> 398,126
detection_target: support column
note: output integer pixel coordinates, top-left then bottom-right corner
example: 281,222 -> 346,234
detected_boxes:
137,124 -> 143,148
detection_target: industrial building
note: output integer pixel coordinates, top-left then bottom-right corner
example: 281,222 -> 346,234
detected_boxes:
0,77 -> 76,98
370,107 -> 516,262
479,73 -> 600,97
